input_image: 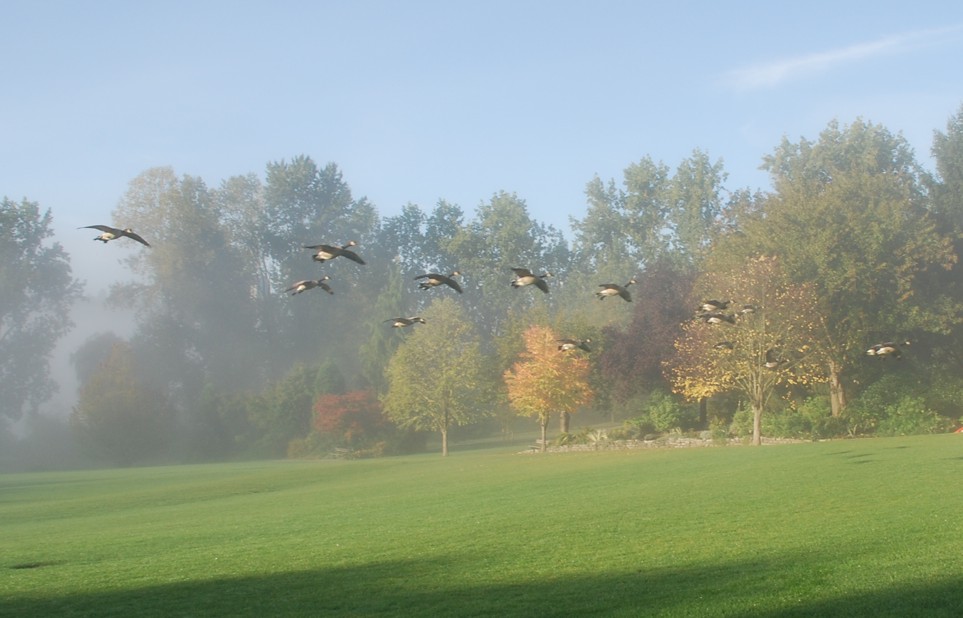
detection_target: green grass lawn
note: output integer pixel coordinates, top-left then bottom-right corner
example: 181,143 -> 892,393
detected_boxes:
3,434 -> 963,617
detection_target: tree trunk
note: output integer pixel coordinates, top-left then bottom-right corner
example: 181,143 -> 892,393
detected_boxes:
540,418 -> 548,453
828,359 -> 847,417
752,403 -> 763,446
441,408 -> 449,456
560,411 -> 570,434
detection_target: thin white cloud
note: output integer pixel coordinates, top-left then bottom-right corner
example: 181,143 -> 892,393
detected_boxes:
723,25 -> 963,91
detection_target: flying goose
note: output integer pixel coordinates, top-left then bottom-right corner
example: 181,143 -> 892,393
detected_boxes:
699,299 -> 730,313
764,348 -> 788,369
510,268 -> 552,294
698,311 -> 735,325
415,271 -> 463,293
596,278 -> 637,301
80,225 -> 150,247
866,340 -> 910,359
303,240 -> 366,264
285,276 -> 332,295
385,316 -> 426,328
557,338 -> 591,352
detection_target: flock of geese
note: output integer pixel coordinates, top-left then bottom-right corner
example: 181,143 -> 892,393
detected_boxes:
81,225 -> 909,361
273,236 -> 636,353
694,298 -> 910,367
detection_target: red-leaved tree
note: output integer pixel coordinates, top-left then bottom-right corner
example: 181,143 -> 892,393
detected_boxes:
313,390 -> 387,449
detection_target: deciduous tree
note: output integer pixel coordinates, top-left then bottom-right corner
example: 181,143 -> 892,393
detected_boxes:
0,198 -> 81,420
70,342 -> 176,465
313,390 -> 387,450
666,256 -> 826,445
449,192 -> 569,339
504,325 -> 594,451
715,120 -> 957,415
382,297 -> 489,456
112,168 -> 258,403
599,259 -> 694,399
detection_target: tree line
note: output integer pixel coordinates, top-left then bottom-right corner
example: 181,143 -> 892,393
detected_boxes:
3,108 -> 963,466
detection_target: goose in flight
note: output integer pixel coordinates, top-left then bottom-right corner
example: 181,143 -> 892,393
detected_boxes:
285,276 -> 333,295
303,240 -> 366,264
866,340 -> 910,359
510,268 -> 552,294
80,225 -> 150,247
557,338 -> 591,352
596,278 -> 637,302
415,271 -> 463,293
385,316 -> 426,328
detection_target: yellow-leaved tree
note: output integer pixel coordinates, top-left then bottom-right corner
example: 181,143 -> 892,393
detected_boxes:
665,256 -> 827,445
504,325 -> 594,452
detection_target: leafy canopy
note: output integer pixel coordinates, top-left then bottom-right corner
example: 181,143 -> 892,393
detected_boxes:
504,325 -> 594,427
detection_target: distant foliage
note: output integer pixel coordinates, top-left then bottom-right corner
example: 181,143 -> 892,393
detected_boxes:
599,260 -> 695,403
34,108 -> 963,466
0,198 -> 82,420
644,390 -> 698,433
843,374 -> 955,437
70,343 -> 176,465
761,398 -> 845,441
313,390 -> 387,449
875,396 -> 951,437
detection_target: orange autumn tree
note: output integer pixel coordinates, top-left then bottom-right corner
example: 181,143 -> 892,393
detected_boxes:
504,325 -> 594,452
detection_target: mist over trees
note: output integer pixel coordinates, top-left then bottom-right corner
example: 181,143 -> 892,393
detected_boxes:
0,198 -> 81,420
4,107 -> 963,468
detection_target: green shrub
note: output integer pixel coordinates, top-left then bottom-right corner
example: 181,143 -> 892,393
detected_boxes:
763,407 -> 810,439
926,375 -> 963,419
709,417 -> 730,445
876,396 -> 951,437
798,397 -> 845,440
645,390 -> 697,433
627,415 -> 657,437
809,413 -> 847,440
606,425 -> 636,441
840,402 -> 881,437
730,407 -> 753,439
555,432 -> 576,446
847,375 -> 955,438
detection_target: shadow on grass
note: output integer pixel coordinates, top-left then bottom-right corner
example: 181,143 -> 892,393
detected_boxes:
6,555 -> 963,618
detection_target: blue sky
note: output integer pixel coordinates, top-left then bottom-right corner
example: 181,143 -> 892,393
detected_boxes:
4,1 -> 963,281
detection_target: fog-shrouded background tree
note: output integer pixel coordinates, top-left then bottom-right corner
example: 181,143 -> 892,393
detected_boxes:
70,341 -> 176,465
6,105 -> 963,469
926,104 -> 963,375
0,197 -> 82,421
